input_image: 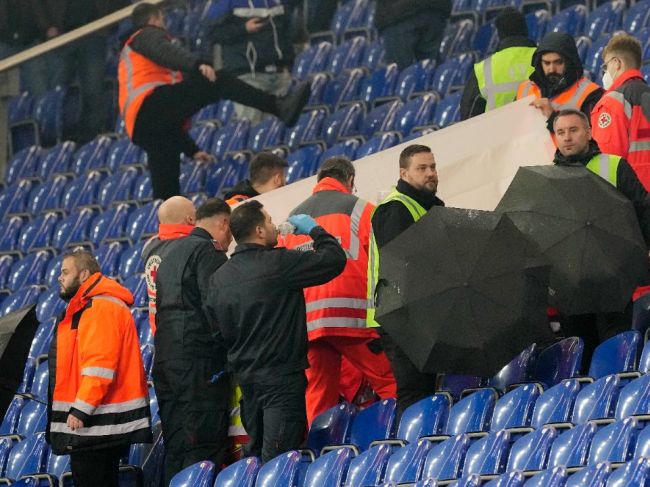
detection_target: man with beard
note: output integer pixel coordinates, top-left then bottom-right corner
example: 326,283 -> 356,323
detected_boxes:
516,32 -> 603,131
367,144 -> 444,417
47,250 -> 151,487
205,201 -> 346,461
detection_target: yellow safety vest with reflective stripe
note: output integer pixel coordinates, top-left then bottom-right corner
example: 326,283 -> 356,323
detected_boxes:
585,153 -> 620,187
475,47 -> 536,111
367,188 -> 427,327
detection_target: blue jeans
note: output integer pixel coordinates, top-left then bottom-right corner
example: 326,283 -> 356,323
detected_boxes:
0,41 -> 52,95
381,10 -> 449,71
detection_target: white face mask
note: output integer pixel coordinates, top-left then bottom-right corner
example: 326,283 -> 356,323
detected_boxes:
602,71 -> 614,90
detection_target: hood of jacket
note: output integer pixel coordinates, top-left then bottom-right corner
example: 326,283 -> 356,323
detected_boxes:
530,32 -> 583,98
313,177 -> 351,194
223,179 -> 259,200
553,139 -> 601,166
66,273 -> 134,318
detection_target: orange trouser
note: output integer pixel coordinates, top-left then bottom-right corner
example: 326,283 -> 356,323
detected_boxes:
306,335 -> 397,426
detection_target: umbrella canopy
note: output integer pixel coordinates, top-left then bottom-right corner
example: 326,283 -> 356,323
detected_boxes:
375,207 -> 553,376
495,165 -> 647,315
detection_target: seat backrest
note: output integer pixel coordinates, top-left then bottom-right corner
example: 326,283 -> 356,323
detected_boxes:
285,109 -> 327,150
348,398 -> 396,451
588,417 -> 639,465
303,449 -> 352,487
635,423 -> 650,459
531,379 -> 580,429
532,337 -> 584,388
507,426 -> 557,472
446,389 -> 497,435
433,92 -> 461,128
254,451 -> 301,487
4,433 -> 48,479
356,133 -> 399,159
35,287 -> 65,323
29,361 -> 49,402
462,429 -> 510,477
393,94 -> 437,136
94,242 -> 124,278
615,374 -> 650,421
45,450 -> 70,478
169,460 -> 215,487
421,434 -> 471,482
489,344 -> 538,392
547,5 -> 587,36
1,286 -> 41,316
0,396 -> 25,436
588,331 -> 640,379
16,400 -> 47,437
563,461 -> 610,487
523,465 -> 567,487
624,0 -> 650,33
397,393 -> 450,444
343,444 -> 391,487
214,457 -> 261,487
605,456 -> 650,487
382,440 -> 431,485
307,402 -> 356,452
318,140 -> 359,168
118,242 -> 145,279
490,384 -> 540,431
571,374 -> 619,424
547,422 -> 597,469
361,100 -> 402,138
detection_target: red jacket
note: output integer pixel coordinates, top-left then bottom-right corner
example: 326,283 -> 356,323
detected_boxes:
284,177 -> 378,340
591,70 -> 650,191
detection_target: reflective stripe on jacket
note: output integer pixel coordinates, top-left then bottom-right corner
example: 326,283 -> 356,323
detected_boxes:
48,273 -> 151,454
118,29 -> 182,138
516,76 -> 601,111
366,188 -> 427,328
585,153 -> 621,187
475,46 -> 536,111
284,177 -> 376,339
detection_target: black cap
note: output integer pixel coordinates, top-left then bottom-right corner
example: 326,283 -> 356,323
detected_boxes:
495,7 -> 528,39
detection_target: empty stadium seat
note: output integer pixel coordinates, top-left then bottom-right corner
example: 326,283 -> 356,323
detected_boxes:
0,396 -> 25,436
0,287 -> 41,316
6,252 -> 49,291
439,375 -> 488,402
615,374 -> 650,421
489,344 -> 538,392
332,399 -> 396,453
532,337 -> 584,388
420,434 -> 471,482
14,400 -> 47,439
97,168 -> 140,207
565,461 -> 610,486
327,36 -> 368,76
70,136 -> 112,175
303,449 -> 352,487
4,146 -> 41,186
36,141 -> 76,180
382,440 -> 432,485
28,361 -> 48,403
606,456 -> 650,486
318,140 -> 359,168
584,34 -> 613,76
214,456 -> 261,487
360,64 -> 399,106
123,274 -> 147,308
253,451 -> 301,486
169,461 -> 215,487
572,374 -> 619,424
584,1 -> 624,40
213,120 -> 250,158
51,207 -> 96,249
343,444 -> 391,487
588,417 -> 640,465
117,242 -> 145,279
484,470 -> 526,487
462,429 -> 511,477
446,389 -> 497,436
507,426 -> 558,473
35,287 -> 65,323
490,384 -> 541,431
285,145 -> 324,184
0,433 -> 48,482
432,93 -> 462,129
547,422 -> 597,468
125,201 -> 160,243
588,331 -> 640,379
356,133 -> 400,158
530,379 -> 580,429
361,100 -> 402,138
391,394 -> 451,446
179,162 -> 207,195
247,118 -> 285,153
94,242 -> 124,278
393,94 -> 437,135
624,0 -> 650,33
17,215 -> 60,252
27,176 -> 68,216
292,42 -> 333,80
106,138 -> 145,173
524,466 -> 567,486
27,319 -> 55,360
546,5 -> 588,36
285,110 -> 327,150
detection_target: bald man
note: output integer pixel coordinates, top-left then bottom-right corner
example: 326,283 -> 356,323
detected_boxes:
142,196 -> 196,333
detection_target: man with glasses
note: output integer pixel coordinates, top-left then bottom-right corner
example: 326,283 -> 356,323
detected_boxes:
591,33 -> 650,190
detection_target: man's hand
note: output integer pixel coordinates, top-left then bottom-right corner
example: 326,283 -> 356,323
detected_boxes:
530,98 -> 555,118
199,64 -> 217,82
67,414 -> 84,431
194,151 -> 216,164
245,17 -> 268,33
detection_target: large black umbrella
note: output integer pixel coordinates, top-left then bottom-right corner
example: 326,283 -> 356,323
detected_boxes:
0,305 -> 39,420
375,207 -> 554,376
495,165 -> 647,315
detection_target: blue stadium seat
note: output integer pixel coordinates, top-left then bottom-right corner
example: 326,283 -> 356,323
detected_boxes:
547,422 -> 597,468
189,123 -> 218,153
462,429 -> 511,478
507,426 -> 558,473
473,22 -> 498,58
383,440 -> 432,485
321,69 -> 366,109
23,213 -> 62,251
35,287 -> 65,323
532,337 -> 584,388
60,171 -> 104,212
43,255 -> 61,288
123,274 -> 147,308
523,466 -> 567,486
0,286 -> 42,317
27,319 -> 55,359
28,361 -> 48,403
564,462 -> 610,486
490,384 -> 541,431
15,401 -> 47,438
27,176 -> 69,216
0,396 -> 25,435
6,252 -> 49,291
615,374 -> 650,421
169,461 -> 215,487
393,94 -> 437,135
212,120 -> 250,158
446,389 -> 497,435
530,379 -> 580,429
51,208 -> 96,249
318,140 -> 359,168
343,444 -> 391,487
137,315 -> 153,347
292,42 -> 333,80
0,217 -> 24,253
361,40 -> 385,72
1,433 -> 48,482
624,0 -> 650,33
125,201 -> 160,243
179,163 -> 207,194
588,417 -> 640,465
97,168 -> 140,207
439,375 -> 488,402
36,141 -> 76,180
546,5 -> 588,36
247,118 -> 285,153
214,457 -> 261,487
304,73 -> 330,109
24,449 -> 71,487
575,36 -> 591,64
4,146 -> 41,186
303,449 -> 352,487
192,103 -> 219,124
133,173 -> 153,201
392,394 -> 451,446
360,64 -> 399,106
431,60 -> 463,97
526,10 -> 551,44
95,242 -> 124,278
341,398 -> 396,453
605,456 -> 650,486
451,476 -> 482,487
432,93 -> 461,129
117,242 -> 145,279
584,1 -> 624,40
489,344 -> 538,392
638,340 -> 650,374
89,204 -> 131,244
584,34 -> 612,77
16,359 -> 36,395
254,451 -> 301,486
0,255 -> 14,290
327,36 -> 368,76
420,434 -> 471,482
395,60 -> 436,100
588,331 -> 640,379
285,110 -> 327,150
70,136 -> 112,175
286,145 -> 324,184
360,100 -> 402,138
571,374 -> 619,424
356,133 -> 400,158
484,470 -> 526,487
8,92 -> 34,124
141,344 -> 154,380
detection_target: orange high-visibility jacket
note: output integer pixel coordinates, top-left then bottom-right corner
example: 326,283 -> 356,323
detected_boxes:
591,69 -> 650,191
48,273 -> 152,454
284,177 -> 378,340
118,29 -> 183,138
516,77 -> 601,111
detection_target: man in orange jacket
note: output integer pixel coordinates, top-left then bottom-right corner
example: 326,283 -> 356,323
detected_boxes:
284,157 -> 397,425
591,33 -> 650,191
118,3 -> 309,200
47,250 -> 151,487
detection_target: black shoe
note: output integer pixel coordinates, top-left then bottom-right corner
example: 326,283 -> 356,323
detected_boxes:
275,82 -> 311,127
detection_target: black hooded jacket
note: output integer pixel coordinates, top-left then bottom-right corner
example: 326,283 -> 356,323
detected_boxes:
554,140 -> 650,246
529,32 -> 604,129
222,179 -> 259,202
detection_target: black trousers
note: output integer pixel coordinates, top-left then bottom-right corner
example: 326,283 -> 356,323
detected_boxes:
240,372 -> 307,462
70,445 -> 126,487
379,328 -> 436,420
152,357 -> 230,485
132,71 -> 278,200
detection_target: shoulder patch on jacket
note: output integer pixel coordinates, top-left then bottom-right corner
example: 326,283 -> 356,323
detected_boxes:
598,112 -> 612,128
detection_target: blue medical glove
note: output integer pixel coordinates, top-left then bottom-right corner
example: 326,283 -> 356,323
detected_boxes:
288,214 -> 318,235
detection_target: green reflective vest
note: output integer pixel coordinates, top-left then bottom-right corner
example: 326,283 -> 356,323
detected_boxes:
366,188 -> 428,328
474,46 -> 536,111
585,153 -> 620,187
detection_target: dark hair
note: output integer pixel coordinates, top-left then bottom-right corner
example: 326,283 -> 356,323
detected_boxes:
63,249 -> 101,274
230,200 -> 266,242
132,3 -> 163,29
249,152 -> 288,186
196,198 -> 231,221
399,144 -> 432,169
553,108 -> 590,130
495,7 -> 528,39
317,157 -> 355,183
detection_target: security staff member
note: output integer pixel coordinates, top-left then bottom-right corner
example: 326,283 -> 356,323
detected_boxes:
368,144 -> 445,417
205,201 -> 346,461
47,250 -> 151,487
461,7 -> 536,119
153,199 -> 233,483
142,196 -> 196,334
118,3 -> 309,200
